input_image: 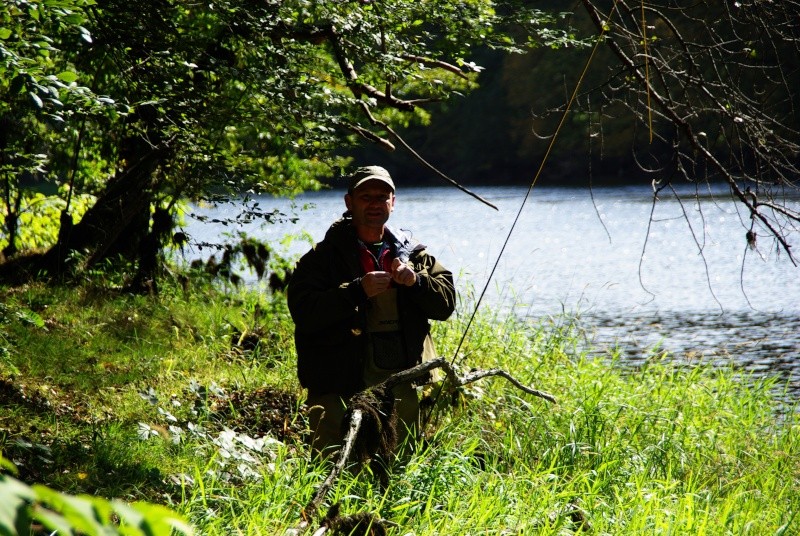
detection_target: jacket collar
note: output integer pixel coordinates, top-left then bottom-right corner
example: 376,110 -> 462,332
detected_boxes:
324,216 -> 423,262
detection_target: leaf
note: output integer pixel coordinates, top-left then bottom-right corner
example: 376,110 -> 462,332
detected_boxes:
0,456 -> 17,476
63,13 -> 85,25
78,26 -> 93,43
29,506 -> 73,536
29,92 -> 43,109
57,71 -> 79,83
114,500 -> 194,536
137,422 -> 155,440
32,486 -> 105,536
15,308 -> 45,328
110,501 -> 144,531
9,74 -> 26,95
0,475 -> 36,536
0,28 -> 12,40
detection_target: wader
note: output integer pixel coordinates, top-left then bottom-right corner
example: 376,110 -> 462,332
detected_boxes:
306,288 -> 420,456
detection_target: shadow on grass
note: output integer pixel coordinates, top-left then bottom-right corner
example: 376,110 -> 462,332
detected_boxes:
0,377 -> 170,499
1,377 -> 306,500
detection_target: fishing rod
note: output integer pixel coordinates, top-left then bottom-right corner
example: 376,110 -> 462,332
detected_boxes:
423,0 -> 624,423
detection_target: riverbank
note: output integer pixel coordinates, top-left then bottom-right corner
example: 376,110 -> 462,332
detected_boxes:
1,277 -> 798,534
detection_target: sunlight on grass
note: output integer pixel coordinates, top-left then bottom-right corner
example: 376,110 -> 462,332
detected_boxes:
1,279 -> 798,535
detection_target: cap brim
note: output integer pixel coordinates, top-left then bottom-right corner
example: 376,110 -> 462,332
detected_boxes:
350,176 -> 395,192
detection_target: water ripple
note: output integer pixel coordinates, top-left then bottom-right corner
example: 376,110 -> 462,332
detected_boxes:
581,310 -> 800,405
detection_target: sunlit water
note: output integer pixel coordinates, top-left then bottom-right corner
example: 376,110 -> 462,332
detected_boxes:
184,185 -> 800,401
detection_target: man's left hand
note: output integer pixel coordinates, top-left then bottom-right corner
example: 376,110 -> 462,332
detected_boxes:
391,258 -> 417,287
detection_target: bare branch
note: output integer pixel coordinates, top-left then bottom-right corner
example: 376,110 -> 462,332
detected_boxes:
379,357 -> 556,404
458,368 -> 558,404
289,410 -> 364,536
357,102 -> 499,211
288,357 -> 555,534
579,0 -> 799,264
343,121 -> 396,151
754,200 -> 800,224
399,53 -> 474,80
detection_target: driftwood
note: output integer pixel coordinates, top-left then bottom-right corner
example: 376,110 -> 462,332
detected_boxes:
384,357 -> 557,404
288,357 -> 556,535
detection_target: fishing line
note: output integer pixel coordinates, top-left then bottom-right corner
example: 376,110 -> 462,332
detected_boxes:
416,3 -> 625,433
445,1 -> 622,370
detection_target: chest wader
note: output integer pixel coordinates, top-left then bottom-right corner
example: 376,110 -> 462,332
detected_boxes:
364,288 -> 405,372
362,286 -> 420,452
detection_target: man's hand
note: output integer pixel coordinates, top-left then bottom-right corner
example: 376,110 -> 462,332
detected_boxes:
361,271 -> 393,297
391,258 -> 417,287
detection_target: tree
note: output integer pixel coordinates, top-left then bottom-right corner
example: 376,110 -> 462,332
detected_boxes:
571,0 -> 800,261
0,0 -> 109,259
0,0 -> 579,289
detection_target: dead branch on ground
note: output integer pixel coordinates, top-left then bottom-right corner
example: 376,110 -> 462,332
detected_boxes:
288,357 -> 555,535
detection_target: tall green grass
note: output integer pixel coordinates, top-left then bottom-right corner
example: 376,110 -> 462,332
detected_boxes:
1,278 -> 797,535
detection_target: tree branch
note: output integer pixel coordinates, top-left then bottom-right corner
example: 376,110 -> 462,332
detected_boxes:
357,102 -> 499,211
382,357 -> 557,404
580,0 -> 797,264
398,54 -> 475,80
343,121 -> 396,151
291,22 -> 497,212
311,410 -> 363,519
288,358 -> 555,534
328,27 -> 417,111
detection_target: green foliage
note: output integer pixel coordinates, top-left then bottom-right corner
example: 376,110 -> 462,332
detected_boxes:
1,279 -> 798,534
0,190 -> 93,252
0,455 -> 193,536
0,0 -> 103,119
0,0 -> 116,257
0,1 -> 582,270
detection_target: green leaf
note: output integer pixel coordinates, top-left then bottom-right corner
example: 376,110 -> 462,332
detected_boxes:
9,74 -> 26,95
63,13 -> 85,25
28,92 -> 43,108
0,475 -> 36,536
32,486 -> 105,536
30,506 -> 73,536
56,70 -> 79,83
114,501 -> 194,536
0,28 -> 12,40
15,308 -> 45,328
0,456 -> 17,475
110,501 -> 144,532
78,26 -> 93,44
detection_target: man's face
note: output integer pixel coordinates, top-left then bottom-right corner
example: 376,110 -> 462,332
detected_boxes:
345,180 -> 395,231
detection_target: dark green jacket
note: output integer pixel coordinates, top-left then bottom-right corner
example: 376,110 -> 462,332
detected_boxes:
287,216 -> 456,396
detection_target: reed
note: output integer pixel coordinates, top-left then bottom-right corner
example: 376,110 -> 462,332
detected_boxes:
1,278 -> 797,535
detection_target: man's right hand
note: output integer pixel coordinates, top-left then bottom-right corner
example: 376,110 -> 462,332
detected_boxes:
361,271 -> 392,297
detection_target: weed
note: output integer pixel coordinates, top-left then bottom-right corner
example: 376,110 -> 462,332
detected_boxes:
1,279 -> 798,535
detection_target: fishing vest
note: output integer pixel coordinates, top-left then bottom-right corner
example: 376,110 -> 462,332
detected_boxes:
358,239 -> 407,371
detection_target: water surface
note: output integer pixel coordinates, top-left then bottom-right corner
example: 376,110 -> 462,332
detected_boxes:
185,185 -> 800,399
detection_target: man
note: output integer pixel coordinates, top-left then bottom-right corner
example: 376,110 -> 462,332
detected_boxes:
287,165 -> 456,455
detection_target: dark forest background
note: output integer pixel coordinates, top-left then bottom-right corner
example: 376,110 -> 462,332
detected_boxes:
350,5 -> 800,189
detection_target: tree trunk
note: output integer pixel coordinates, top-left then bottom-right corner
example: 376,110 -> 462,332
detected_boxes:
47,137 -> 164,276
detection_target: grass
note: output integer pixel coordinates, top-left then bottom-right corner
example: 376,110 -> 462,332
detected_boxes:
1,274 -> 798,535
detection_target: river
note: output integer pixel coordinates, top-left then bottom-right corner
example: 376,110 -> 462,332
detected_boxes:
184,184 -> 800,400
